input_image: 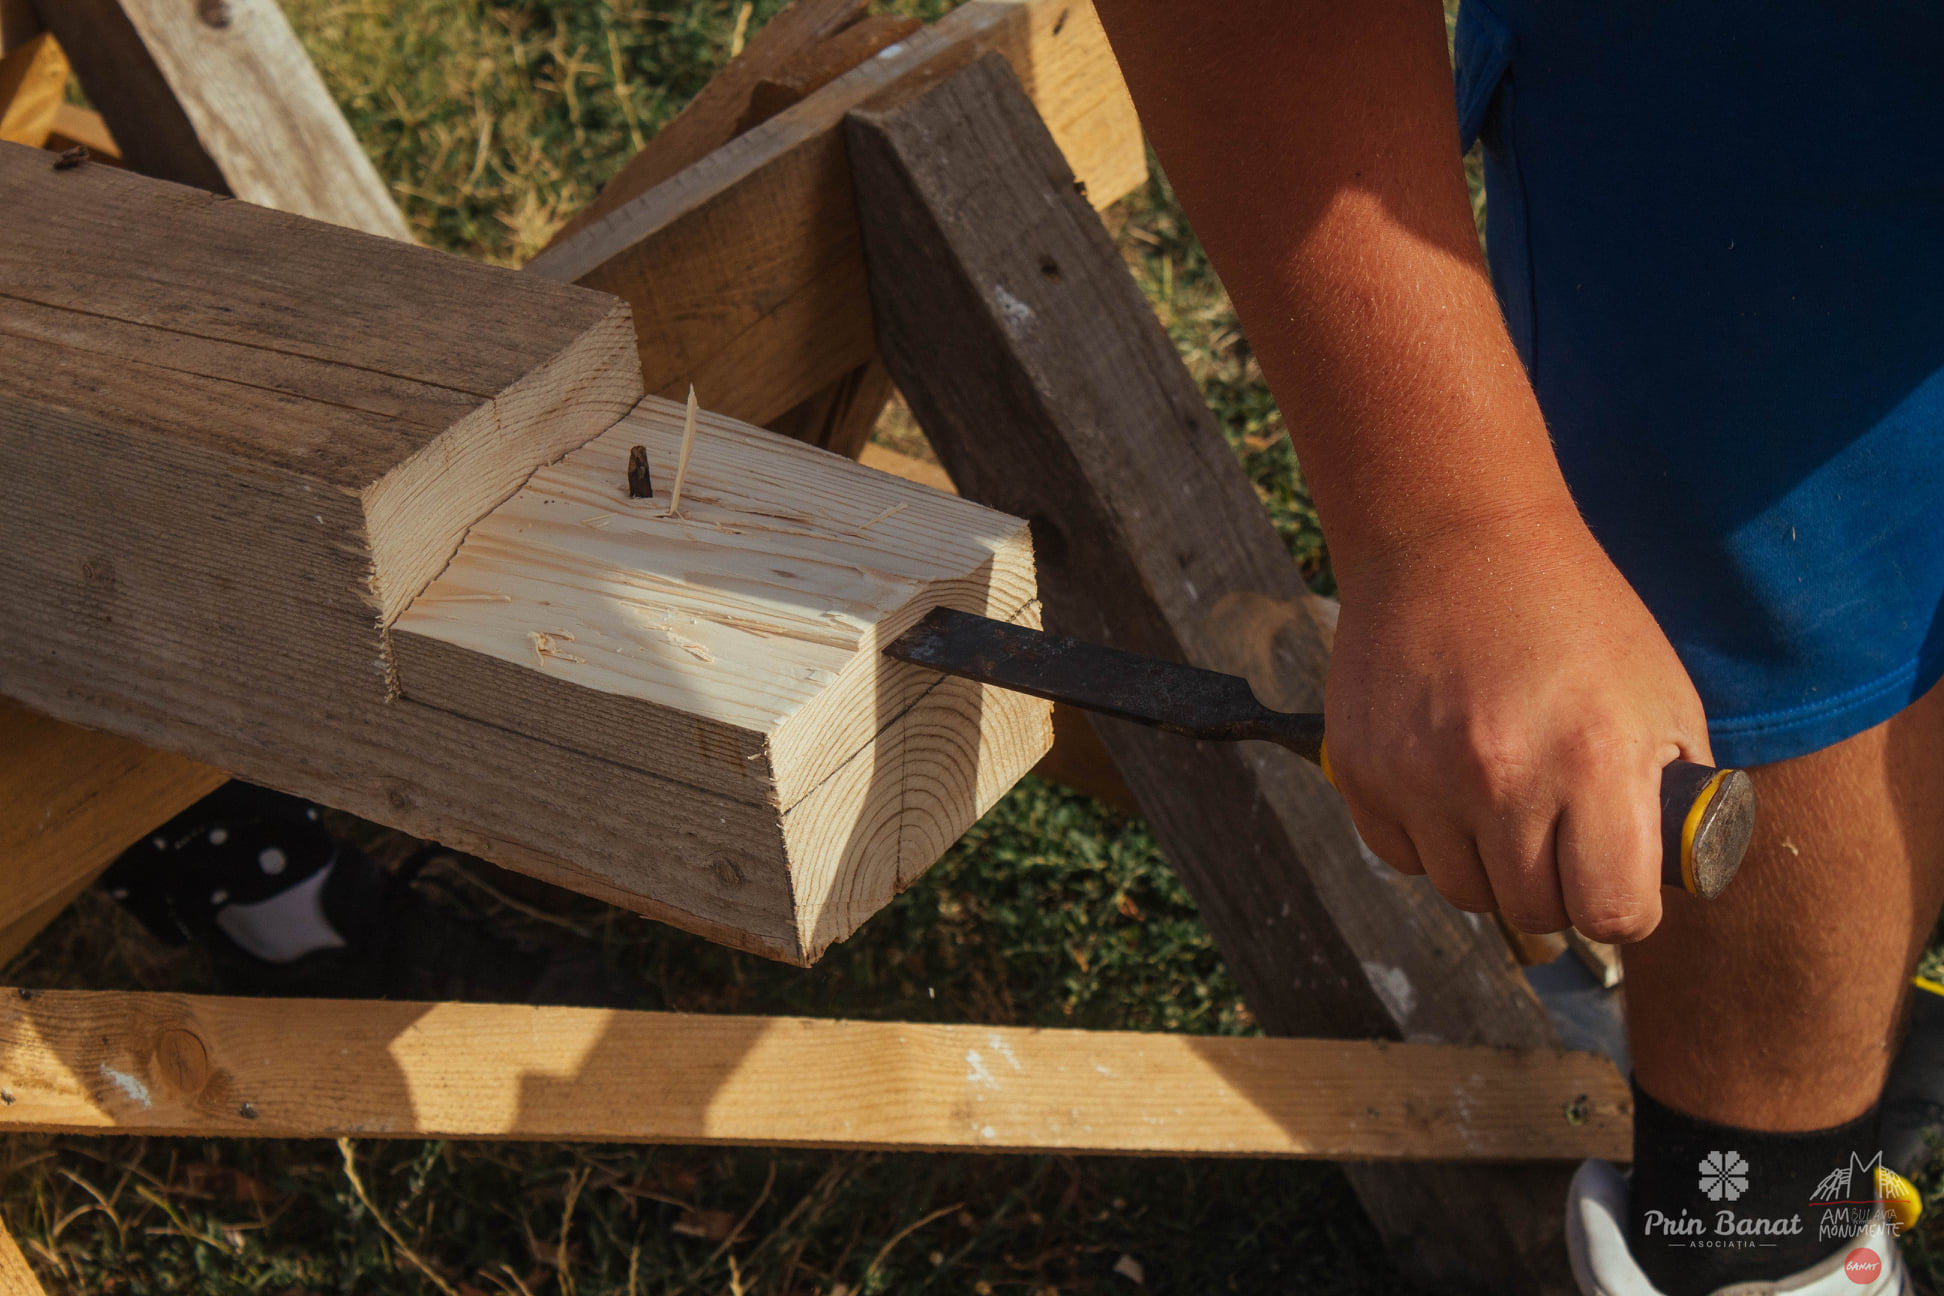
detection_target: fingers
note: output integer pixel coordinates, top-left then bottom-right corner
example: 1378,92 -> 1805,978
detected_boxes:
1337,747 -> 1663,938
1556,753 -> 1665,943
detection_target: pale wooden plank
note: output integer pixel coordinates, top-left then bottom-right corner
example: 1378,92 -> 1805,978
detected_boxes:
846,55 -> 1577,1290
0,988 -> 1631,1161
526,0 -> 1146,430
35,0 -> 409,239
391,396 -> 1051,958
0,700 -> 227,965
0,31 -> 64,147
0,1218 -> 45,1296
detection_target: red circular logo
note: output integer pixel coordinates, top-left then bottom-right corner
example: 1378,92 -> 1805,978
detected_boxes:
1845,1247 -> 1883,1284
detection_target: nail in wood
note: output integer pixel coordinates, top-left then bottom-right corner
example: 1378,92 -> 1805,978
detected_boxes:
626,444 -> 653,499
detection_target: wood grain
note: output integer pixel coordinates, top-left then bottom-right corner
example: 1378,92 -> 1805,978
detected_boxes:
547,0 -> 870,248
392,396 -> 1050,959
0,988 -> 1632,1161
35,0 -> 409,238
0,1217 -> 44,1296
0,31 -> 64,147
526,0 -> 1145,430
847,56 -> 1578,1292
0,700 -> 226,965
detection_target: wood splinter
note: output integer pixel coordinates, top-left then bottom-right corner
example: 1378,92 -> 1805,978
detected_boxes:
664,384 -> 700,516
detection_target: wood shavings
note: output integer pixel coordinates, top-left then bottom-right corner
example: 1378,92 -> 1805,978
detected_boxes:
580,513 -> 616,529
529,630 -> 587,666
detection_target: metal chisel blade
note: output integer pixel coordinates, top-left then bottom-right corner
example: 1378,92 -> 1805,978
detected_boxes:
883,606 -> 1325,759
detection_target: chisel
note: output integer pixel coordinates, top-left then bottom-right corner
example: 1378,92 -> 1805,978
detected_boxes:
885,606 -> 1755,900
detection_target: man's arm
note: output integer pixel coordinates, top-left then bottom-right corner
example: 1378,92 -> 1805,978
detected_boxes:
1092,0 -> 1709,939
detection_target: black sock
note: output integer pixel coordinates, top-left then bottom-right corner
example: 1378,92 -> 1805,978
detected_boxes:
1628,1080 -> 1886,1295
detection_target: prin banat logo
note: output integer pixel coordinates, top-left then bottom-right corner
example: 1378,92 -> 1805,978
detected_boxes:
1640,1151 -> 1909,1249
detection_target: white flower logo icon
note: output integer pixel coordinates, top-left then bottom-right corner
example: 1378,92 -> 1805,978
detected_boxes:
1699,1150 -> 1749,1202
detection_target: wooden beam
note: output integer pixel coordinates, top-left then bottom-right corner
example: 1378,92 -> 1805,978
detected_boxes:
0,31 -> 64,148
0,1217 -> 45,1296
846,55 -> 1579,1292
390,397 -> 1051,960
34,0 -> 409,239
0,700 -> 226,965
548,0 -> 875,248
0,150 -> 1049,964
0,988 -> 1631,1161
526,0 -> 1146,431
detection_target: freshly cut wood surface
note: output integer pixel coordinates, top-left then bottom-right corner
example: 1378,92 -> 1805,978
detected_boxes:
0,31 -> 63,147
527,0 -> 1144,430
0,988 -> 1632,1161
393,395 -> 1050,959
0,701 -> 226,965
36,0 -> 408,239
848,56 -> 1575,1290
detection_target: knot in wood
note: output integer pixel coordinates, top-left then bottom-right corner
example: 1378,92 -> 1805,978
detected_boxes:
154,1028 -> 211,1096
197,0 -> 233,27
710,854 -> 744,887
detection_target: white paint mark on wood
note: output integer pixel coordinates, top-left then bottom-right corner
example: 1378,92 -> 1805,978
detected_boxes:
991,284 -> 1034,331
1361,962 -> 1417,1022
965,1050 -> 998,1088
97,1064 -> 151,1108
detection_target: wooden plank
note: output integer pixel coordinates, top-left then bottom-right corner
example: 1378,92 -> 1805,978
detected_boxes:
0,1218 -> 45,1296
0,700 -> 226,965
0,31 -> 64,147
34,0 -> 410,239
0,988 -> 1632,1161
391,396 -> 1051,960
548,0 -> 872,248
526,0 -> 1146,431
846,55 -> 1578,1292
735,15 -> 923,135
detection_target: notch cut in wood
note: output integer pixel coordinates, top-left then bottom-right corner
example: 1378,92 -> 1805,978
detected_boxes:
0,988 -> 1632,1162
391,396 -> 1051,961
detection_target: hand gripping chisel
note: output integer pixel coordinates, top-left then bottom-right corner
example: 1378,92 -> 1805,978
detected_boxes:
886,606 -> 1756,899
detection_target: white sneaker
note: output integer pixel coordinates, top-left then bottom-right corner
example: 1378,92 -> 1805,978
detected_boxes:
1565,1159 -> 1912,1295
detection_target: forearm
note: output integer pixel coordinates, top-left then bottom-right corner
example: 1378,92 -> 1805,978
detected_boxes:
1093,0 -> 1574,586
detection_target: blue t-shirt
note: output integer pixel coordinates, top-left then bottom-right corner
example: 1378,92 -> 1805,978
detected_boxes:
1456,0 -> 1944,766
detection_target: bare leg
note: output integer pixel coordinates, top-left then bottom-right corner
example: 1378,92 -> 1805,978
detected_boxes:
1625,676 -> 1944,1130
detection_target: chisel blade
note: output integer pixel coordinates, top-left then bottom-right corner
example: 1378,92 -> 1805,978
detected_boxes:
883,606 -> 1325,759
